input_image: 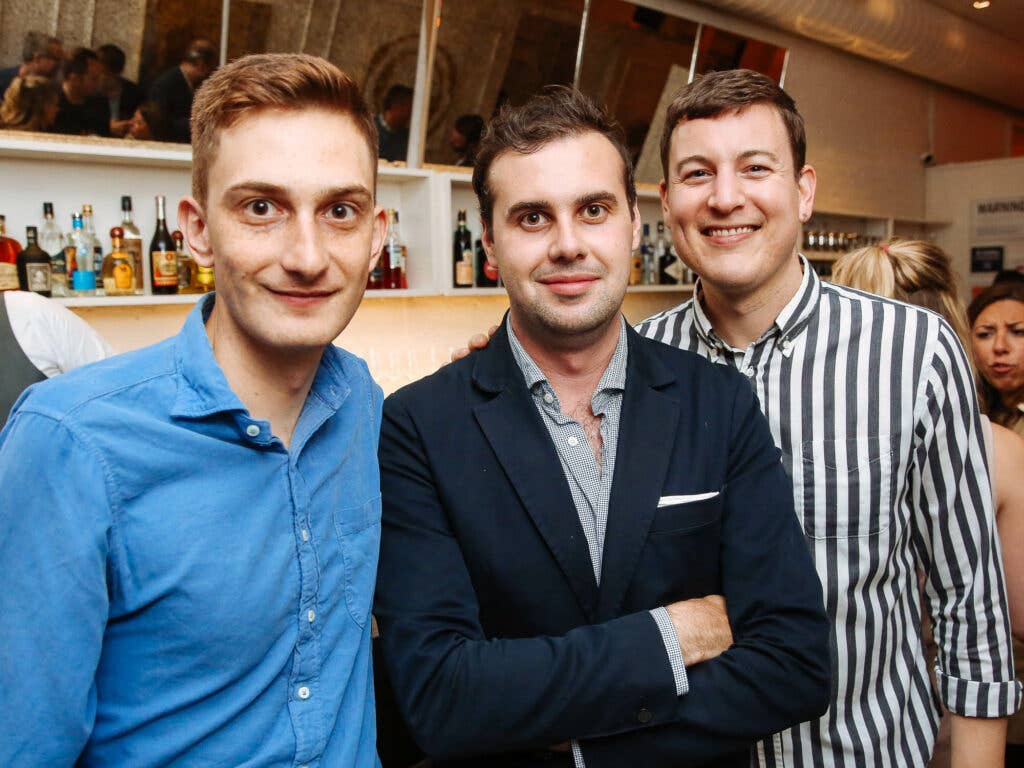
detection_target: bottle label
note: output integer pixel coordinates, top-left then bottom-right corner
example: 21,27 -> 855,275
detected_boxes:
152,250 -> 178,287
26,263 -> 51,293
114,261 -> 134,291
72,270 -> 96,291
483,260 -> 500,281
197,265 -> 214,288
0,262 -> 17,290
456,251 -> 474,285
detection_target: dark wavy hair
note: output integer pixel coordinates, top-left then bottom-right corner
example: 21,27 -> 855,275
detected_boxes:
968,281 -> 1024,428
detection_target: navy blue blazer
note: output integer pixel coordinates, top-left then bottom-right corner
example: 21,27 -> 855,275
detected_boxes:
375,321 -> 830,767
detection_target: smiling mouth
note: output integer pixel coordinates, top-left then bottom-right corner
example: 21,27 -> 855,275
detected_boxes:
702,225 -> 760,237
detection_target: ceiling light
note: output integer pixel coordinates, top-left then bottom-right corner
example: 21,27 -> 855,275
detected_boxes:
973,1 -> 991,9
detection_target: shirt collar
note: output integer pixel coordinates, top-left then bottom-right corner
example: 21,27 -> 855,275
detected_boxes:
171,294 -> 350,420
506,314 -> 629,396
691,254 -> 821,351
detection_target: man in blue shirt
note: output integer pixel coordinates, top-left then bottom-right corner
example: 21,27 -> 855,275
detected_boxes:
0,53 -> 387,767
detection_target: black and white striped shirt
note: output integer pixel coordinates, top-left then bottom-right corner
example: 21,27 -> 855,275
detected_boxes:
638,259 -> 1021,767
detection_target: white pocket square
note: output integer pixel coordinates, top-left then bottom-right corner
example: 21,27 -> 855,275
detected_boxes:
657,491 -> 720,508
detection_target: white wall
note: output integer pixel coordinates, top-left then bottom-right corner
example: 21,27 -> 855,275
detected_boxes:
926,156 -> 1024,298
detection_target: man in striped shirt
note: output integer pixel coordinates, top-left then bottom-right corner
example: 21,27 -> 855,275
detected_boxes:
638,68 -> 1021,767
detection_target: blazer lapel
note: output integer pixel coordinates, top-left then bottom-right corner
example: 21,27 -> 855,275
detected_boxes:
472,324 -> 600,620
597,329 -> 680,620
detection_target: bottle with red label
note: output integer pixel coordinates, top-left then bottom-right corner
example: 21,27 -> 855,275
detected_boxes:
150,195 -> 178,294
0,215 -> 23,292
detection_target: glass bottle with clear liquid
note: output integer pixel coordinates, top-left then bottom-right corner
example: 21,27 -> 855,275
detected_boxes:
40,202 -> 67,296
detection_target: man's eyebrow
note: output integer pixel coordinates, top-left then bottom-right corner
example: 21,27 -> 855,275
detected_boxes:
223,182 -> 374,202
575,191 -> 619,209
673,149 -> 781,175
505,199 -> 553,219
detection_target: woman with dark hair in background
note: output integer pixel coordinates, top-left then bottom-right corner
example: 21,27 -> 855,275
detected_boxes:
0,75 -> 59,132
971,282 -> 1024,438
833,239 -> 1024,765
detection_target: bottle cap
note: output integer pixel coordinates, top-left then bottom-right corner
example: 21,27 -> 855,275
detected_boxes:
26,226 -> 37,237
82,204 -> 93,214
121,196 -> 132,211
43,202 -> 54,216
110,226 -> 124,239
172,230 -> 183,241
0,214 -> 5,224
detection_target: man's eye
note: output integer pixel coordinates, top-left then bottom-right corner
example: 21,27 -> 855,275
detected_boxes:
585,204 -> 604,217
329,203 -> 356,220
246,199 -> 275,216
683,169 -> 710,181
522,212 -> 545,227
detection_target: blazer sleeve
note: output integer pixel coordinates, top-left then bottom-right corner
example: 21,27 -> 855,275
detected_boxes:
576,376 -> 833,767
375,391 -> 683,760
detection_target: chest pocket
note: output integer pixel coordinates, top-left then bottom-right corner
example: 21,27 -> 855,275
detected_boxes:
800,436 -> 898,539
332,496 -> 382,627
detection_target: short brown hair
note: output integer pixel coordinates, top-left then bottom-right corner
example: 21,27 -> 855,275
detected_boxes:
472,86 -> 637,230
967,282 -> 1024,425
190,53 -> 377,204
660,69 -> 806,180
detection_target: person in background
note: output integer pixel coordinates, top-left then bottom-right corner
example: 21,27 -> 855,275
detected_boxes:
638,68 -> 1019,766
96,43 -> 143,137
832,238 -> 1024,767
376,86 -> 831,768
0,74 -> 59,132
0,290 -> 111,426
449,113 -> 484,166
994,268 -> 1024,285
970,282 -> 1024,438
125,100 -> 165,141
0,52 -> 386,767
0,31 -> 63,98
53,47 -> 110,137
148,39 -> 219,143
375,84 -> 413,161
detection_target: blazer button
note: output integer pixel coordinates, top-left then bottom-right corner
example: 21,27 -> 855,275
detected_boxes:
637,707 -> 652,724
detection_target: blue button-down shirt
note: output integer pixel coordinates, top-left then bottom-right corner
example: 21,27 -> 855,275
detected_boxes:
0,295 -> 383,767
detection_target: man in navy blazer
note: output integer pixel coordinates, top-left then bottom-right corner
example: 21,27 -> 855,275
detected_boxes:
374,87 -> 830,767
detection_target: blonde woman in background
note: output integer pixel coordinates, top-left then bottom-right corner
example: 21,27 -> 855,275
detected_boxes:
0,75 -> 59,132
832,239 -> 1024,767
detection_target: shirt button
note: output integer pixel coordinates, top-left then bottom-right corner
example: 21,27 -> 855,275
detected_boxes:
543,392 -> 554,404
297,686 -> 311,700
245,424 -> 260,437
567,435 -> 579,447
743,367 -> 755,377
637,707 -> 652,724
307,609 -> 316,623
301,529 -> 310,542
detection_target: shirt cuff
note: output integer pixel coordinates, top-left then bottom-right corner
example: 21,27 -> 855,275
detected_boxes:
650,607 -> 689,696
935,666 -> 1023,718
571,739 -> 585,767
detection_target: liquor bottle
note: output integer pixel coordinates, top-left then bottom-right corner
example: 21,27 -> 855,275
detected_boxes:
640,223 -> 656,285
453,209 -> 474,288
68,212 -> 95,295
384,209 -> 407,289
101,227 -> 135,296
80,205 -> 104,296
150,195 -> 178,294
17,226 -> 52,297
656,221 -> 684,284
40,203 -> 67,297
629,243 -> 642,286
0,215 -> 22,291
173,230 -> 202,293
120,195 -> 145,294
474,239 -> 499,287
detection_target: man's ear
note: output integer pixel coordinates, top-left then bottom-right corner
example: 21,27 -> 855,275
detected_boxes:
178,196 -> 213,267
481,219 -> 497,265
631,200 -> 642,252
369,205 -> 387,272
797,164 -> 817,224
